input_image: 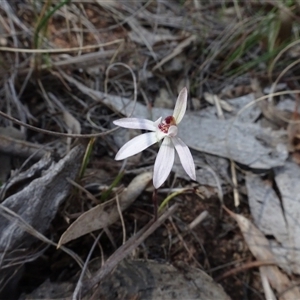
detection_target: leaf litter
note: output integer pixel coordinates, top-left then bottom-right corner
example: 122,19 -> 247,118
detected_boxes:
0,1 -> 300,299
247,162 -> 300,275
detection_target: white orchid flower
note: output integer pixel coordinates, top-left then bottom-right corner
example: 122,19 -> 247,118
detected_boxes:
113,87 -> 196,188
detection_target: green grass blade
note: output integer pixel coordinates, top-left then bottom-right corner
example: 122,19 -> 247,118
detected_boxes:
158,189 -> 189,213
34,0 -> 71,48
79,138 -> 95,179
101,172 -> 124,202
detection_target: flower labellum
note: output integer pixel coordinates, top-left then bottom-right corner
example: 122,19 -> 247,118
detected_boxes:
113,87 -> 196,188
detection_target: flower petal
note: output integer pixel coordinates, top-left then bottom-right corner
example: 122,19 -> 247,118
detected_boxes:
156,129 -> 168,141
173,87 -> 187,124
114,118 -> 156,131
172,136 -> 196,180
167,125 -> 178,137
115,132 -> 157,160
153,137 -> 175,188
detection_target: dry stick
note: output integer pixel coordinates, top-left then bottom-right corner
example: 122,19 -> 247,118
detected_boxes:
0,109 -> 118,138
72,232 -> 103,300
215,260 -> 275,282
0,39 -> 124,53
153,188 -> 158,220
67,178 -> 99,205
81,203 -> 178,296
231,161 -> 240,208
116,193 -> 126,245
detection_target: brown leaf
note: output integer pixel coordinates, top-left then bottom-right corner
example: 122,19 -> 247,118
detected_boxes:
226,208 -> 300,300
63,110 -> 81,134
57,172 -> 152,247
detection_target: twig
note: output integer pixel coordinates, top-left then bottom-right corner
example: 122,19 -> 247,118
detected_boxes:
81,203 -> 179,296
0,109 -> 118,138
72,232 -> 103,300
215,260 -> 275,281
231,161 -> 240,208
0,39 -> 124,54
153,188 -> 158,220
116,193 -> 126,245
104,62 -> 137,118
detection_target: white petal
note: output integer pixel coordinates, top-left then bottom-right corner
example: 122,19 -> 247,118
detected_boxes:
153,137 -> 175,188
167,125 -> 178,137
115,132 -> 157,160
172,136 -> 196,180
155,128 -> 168,141
114,118 -> 156,131
173,87 -> 187,124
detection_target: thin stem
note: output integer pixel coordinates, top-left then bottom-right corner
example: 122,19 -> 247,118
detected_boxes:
152,188 -> 158,220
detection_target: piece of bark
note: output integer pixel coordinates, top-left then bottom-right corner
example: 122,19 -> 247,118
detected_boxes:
0,144 -> 85,252
0,144 -> 85,298
0,153 -> 53,200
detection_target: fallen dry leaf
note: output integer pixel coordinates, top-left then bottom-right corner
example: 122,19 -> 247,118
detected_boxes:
63,110 -> 81,134
247,162 -> 300,275
226,208 -> 300,300
246,173 -> 288,245
58,172 -> 152,247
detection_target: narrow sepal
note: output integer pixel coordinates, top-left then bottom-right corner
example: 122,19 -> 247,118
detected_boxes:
115,132 -> 157,160
172,136 -> 196,180
173,87 -> 187,124
114,118 -> 156,131
153,137 -> 175,188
